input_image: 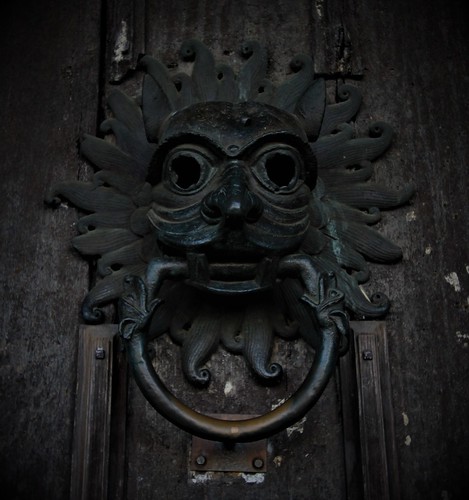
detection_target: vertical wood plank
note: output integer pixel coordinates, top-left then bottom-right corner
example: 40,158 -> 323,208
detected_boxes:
108,336 -> 129,500
356,333 -> 390,499
0,2 -> 103,498
107,0 -> 146,83
347,2 -> 469,496
352,322 -> 400,500
70,325 -> 118,500
339,328 -> 363,500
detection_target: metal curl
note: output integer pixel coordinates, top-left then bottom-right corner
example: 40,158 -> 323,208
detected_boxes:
313,122 -> 392,171
142,74 -> 173,142
181,310 -> 221,386
273,54 -> 315,113
180,40 -> 217,102
171,73 -> 194,108
220,309 -> 245,353
242,303 -> 283,381
371,292 -> 391,309
82,301 -> 105,324
320,84 -> 362,136
100,118 -> 152,168
139,55 -> 180,110
106,90 -> 145,131
215,64 -> 237,101
320,160 -> 374,187
238,40 -> 268,101
76,212 -> 130,234
295,78 -> 326,140
80,135 -> 147,179
96,240 -> 143,277
80,263 -> 147,323
343,281 -> 390,318
327,184 -> 414,209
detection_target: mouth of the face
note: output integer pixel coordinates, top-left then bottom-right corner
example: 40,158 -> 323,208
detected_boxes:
184,252 -> 280,295
157,228 -> 299,295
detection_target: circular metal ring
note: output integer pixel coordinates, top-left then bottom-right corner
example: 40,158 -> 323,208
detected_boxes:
125,325 -> 340,443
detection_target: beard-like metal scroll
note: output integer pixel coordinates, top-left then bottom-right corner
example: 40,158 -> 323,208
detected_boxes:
47,40 -> 413,441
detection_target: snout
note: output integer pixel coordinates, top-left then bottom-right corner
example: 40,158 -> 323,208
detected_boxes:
201,163 -> 263,227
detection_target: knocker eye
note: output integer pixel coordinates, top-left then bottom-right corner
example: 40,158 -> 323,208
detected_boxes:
253,147 -> 303,193
164,148 -> 216,194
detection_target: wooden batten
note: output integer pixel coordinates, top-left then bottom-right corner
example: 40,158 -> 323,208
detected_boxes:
70,325 -> 121,500
341,322 -> 400,500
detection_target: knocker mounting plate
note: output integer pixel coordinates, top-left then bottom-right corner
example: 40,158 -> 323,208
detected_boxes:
191,415 -> 267,473
47,40 -> 412,442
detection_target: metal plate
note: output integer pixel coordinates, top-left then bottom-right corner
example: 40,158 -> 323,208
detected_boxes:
190,415 -> 267,473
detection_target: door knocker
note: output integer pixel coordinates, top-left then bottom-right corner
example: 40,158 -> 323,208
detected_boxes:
47,40 -> 412,442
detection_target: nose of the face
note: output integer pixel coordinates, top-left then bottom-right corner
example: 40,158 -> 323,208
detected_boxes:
201,162 -> 263,226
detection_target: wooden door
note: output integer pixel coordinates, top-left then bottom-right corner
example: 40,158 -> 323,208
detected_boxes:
1,1 -> 467,499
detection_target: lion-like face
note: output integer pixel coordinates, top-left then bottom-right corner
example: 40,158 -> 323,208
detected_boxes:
147,101 -> 316,293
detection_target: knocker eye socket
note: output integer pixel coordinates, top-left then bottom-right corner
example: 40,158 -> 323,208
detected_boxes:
164,148 -> 216,194
253,147 -> 303,193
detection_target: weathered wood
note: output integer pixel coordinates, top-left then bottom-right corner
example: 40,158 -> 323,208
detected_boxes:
353,323 -> 400,500
340,323 -> 401,500
70,325 -> 118,500
339,328 -> 363,500
107,0 -> 146,83
310,0 -> 364,77
356,332 -> 390,498
107,335 -> 129,500
0,2 -> 102,499
347,1 -> 469,497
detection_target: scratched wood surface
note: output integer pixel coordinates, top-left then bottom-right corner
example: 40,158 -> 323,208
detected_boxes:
0,0 -> 468,499
0,2 -> 102,499
349,1 -> 469,498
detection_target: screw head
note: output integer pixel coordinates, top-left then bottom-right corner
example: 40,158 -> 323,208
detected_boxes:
195,455 -> 206,466
252,457 -> 264,469
95,347 -> 105,360
362,349 -> 373,361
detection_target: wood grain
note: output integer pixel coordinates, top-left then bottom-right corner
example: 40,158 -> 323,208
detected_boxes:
70,325 -> 118,500
0,2 -> 102,499
348,1 -> 469,498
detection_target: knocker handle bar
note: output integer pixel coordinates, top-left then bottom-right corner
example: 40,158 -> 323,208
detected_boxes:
126,324 -> 340,442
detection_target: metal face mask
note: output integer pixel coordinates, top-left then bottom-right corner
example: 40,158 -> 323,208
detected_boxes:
148,101 -> 316,294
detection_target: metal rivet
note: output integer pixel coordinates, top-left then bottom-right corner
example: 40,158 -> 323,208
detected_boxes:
362,349 -> 373,361
195,455 -> 206,466
95,347 -> 105,360
252,457 -> 264,469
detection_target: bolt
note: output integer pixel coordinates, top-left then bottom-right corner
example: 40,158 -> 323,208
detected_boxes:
95,347 -> 105,360
252,457 -> 264,469
195,455 -> 206,466
362,349 -> 373,361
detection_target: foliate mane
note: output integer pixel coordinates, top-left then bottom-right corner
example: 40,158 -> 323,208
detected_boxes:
46,40 -> 412,325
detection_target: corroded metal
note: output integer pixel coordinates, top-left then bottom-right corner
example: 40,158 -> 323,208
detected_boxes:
47,40 -> 412,442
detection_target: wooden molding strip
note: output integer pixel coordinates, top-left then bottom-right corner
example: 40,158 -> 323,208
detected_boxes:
70,325 -> 119,500
341,321 -> 400,500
